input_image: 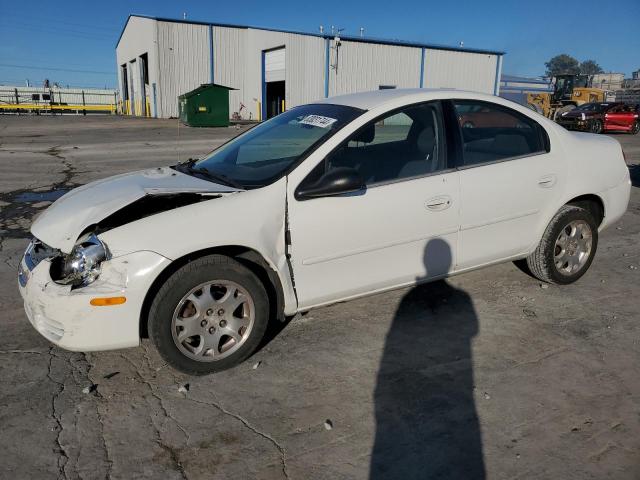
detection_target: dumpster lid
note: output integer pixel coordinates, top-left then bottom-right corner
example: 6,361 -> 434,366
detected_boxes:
179,83 -> 237,99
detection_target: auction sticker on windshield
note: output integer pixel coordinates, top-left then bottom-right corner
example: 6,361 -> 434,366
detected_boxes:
298,115 -> 338,128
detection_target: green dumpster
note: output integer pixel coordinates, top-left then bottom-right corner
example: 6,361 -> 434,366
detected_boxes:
178,83 -> 235,127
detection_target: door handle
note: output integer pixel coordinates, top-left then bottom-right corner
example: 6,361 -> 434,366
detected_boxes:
425,195 -> 452,211
538,174 -> 557,188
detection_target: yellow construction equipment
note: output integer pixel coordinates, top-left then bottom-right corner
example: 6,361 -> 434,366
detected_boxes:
527,74 -> 607,119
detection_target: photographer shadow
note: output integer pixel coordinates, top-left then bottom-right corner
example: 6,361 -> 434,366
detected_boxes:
370,238 -> 485,479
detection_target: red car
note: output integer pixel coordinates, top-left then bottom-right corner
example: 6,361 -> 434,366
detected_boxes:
556,102 -> 640,134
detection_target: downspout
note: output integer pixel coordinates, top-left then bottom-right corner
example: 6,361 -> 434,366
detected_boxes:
261,50 -> 266,121
154,19 -> 162,117
419,48 -> 426,88
209,25 -> 215,83
493,55 -> 503,96
324,38 -> 330,98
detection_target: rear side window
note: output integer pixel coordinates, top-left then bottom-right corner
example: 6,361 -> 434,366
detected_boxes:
453,100 -> 549,167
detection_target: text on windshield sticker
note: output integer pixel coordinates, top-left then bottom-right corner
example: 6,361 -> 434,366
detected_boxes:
298,115 -> 338,128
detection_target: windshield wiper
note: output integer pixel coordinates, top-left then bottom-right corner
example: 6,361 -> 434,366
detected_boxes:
176,162 -> 244,190
197,167 -> 244,190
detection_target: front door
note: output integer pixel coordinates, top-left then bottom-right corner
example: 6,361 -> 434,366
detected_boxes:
287,101 -> 461,309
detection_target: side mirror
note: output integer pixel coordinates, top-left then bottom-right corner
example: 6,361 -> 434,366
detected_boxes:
296,167 -> 366,200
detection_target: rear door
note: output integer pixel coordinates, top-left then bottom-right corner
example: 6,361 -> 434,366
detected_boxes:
450,99 -> 566,269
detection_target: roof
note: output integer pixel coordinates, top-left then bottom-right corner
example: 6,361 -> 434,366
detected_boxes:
117,14 -> 505,56
178,83 -> 236,98
313,88 -> 497,110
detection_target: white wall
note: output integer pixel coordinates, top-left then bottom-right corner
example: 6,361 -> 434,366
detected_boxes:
422,49 -> 498,94
213,26 -> 246,118
117,16 -> 502,119
328,41 -> 422,96
156,21 -> 211,117
116,16 -> 158,115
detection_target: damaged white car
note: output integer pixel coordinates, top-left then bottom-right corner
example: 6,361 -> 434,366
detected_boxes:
19,89 -> 631,374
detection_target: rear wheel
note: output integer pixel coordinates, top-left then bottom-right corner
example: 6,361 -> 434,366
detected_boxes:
149,255 -> 269,375
631,120 -> 640,135
524,205 -> 598,284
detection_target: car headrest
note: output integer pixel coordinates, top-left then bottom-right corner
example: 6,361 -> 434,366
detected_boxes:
492,134 -> 529,156
416,127 -> 435,156
352,124 -> 375,143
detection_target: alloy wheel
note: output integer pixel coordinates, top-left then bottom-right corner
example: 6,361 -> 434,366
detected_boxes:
553,220 -> 593,276
171,280 -> 255,362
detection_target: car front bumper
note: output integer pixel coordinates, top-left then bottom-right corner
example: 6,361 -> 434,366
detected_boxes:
557,119 -> 590,131
18,247 -> 171,351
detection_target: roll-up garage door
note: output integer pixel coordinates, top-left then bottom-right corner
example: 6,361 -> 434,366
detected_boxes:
265,48 -> 286,82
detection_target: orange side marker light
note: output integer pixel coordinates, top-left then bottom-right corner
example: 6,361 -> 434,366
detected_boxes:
90,297 -> 127,306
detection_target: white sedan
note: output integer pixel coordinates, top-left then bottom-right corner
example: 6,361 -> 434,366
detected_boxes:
19,89 -> 631,374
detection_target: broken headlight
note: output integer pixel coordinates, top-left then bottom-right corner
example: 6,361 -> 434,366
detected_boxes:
52,234 -> 110,288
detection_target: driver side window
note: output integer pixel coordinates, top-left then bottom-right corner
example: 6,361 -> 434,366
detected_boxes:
305,101 -> 447,187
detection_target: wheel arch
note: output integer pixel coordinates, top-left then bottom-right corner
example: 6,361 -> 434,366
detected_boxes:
526,193 -> 605,257
566,193 -> 605,227
139,246 -> 287,339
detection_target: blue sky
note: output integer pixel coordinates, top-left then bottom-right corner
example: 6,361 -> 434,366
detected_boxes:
1,0 -> 639,89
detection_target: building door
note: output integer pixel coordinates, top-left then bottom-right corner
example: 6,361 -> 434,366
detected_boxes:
263,48 -> 285,119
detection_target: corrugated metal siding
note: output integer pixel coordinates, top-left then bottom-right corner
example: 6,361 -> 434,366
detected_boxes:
156,21 -> 211,118
422,49 -> 497,94
284,33 -> 325,107
231,29 -> 325,120
328,41 -> 422,96
118,18 -> 502,119
213,26 -> 246,118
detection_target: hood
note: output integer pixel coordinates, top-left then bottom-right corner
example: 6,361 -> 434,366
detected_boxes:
31,167 -> 237,253
562,109 -> 601,119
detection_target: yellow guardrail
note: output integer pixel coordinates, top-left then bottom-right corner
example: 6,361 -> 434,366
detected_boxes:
0,103 -> 117,112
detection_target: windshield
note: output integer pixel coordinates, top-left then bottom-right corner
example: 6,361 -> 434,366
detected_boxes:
576,103 -> 609,112
178,104 -> 363,189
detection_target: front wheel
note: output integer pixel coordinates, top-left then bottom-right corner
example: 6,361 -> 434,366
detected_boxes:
631,120 -> 640,135
149,255 -> 269,375
524,205 -> 598,285
590,119 -> 603,134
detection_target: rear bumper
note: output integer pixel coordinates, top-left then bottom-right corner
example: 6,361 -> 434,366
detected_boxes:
18,249 -> 171,352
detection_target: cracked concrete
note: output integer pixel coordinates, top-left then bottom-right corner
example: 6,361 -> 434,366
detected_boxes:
0,115 -> 639,479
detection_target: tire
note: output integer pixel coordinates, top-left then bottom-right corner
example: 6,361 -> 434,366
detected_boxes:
631,121 -> 640,135
149,254 -> 269,375
590,119 -> 603,134
525,205 -> 598,285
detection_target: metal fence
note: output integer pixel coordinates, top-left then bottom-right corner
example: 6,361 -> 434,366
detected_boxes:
0,86 -> 119,114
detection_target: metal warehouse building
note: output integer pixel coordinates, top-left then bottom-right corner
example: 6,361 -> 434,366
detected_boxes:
116,14 -> 504,120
